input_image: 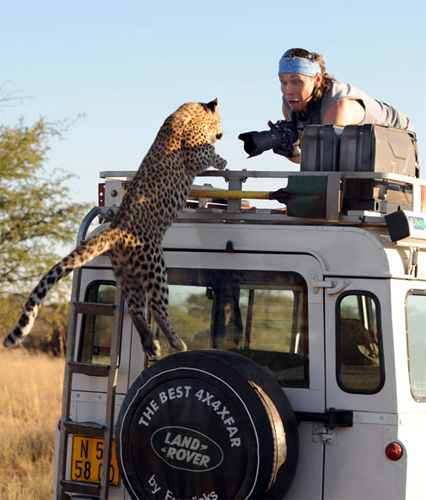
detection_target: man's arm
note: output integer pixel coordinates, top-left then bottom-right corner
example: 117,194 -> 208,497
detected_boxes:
322,99 -> 365,125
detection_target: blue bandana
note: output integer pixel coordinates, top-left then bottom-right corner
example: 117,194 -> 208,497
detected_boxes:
278,56 -> 321,77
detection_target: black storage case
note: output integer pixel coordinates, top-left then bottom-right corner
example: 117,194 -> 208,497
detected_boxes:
339,125 -> 418,176
339,125 -> 418,211
300,125 -> 344,172
300,124 -> 419,212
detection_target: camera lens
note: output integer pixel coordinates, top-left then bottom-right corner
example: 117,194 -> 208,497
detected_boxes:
238,130 -> 282,157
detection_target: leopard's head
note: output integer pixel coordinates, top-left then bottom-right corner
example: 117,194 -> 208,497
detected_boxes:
200,98 -> 223,144
175,99 -> 224,148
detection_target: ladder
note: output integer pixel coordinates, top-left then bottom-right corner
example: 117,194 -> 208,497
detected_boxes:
56,207 -> 124,500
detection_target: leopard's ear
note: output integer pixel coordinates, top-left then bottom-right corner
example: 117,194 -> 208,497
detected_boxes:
205,98 -> 218,112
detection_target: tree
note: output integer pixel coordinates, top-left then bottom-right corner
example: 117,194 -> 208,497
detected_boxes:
0,116 -> 90,349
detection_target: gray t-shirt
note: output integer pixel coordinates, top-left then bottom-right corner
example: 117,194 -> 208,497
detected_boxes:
283,81 -> 408,129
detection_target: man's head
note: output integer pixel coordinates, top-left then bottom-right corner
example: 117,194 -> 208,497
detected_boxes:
278,48 -> 334,113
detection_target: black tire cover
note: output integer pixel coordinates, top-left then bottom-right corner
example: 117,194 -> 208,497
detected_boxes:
116,349 -> 299,500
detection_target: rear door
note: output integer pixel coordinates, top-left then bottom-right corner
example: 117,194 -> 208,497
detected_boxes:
151,251 -> 327,500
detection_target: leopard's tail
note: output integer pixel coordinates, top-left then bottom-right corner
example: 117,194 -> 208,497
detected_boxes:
3,228 -> 119,348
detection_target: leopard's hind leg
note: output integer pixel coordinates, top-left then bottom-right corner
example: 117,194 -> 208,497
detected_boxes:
144,248 -> 187,353
114,271 -> 160,358
111,245 -> 186,356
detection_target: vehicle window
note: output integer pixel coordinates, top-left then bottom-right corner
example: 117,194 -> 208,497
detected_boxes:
151,269 -> 309,388
337,292 -> 384,393
78,282 -> 116,365
407,292 -> 426,400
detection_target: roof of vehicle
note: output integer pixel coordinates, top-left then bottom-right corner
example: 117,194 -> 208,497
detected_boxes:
96,169 -> 426,279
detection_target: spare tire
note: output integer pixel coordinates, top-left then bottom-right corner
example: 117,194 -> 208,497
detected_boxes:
116,349 -> 299,500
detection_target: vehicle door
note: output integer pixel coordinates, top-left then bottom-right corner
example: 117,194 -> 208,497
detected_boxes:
145,250 -> 327,500
323,278 -> 399,500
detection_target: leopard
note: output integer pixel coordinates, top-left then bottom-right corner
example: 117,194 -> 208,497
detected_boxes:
3,98 -> 227,357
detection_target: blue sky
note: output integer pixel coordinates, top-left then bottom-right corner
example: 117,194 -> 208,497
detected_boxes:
1,0 -> 425,206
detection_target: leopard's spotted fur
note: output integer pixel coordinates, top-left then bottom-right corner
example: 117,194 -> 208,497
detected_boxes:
3,99 -> 227,356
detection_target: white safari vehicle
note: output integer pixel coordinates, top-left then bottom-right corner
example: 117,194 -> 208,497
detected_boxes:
54,124 -> 426,500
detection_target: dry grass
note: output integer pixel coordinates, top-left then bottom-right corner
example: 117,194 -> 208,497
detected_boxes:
0,348 -> 64,500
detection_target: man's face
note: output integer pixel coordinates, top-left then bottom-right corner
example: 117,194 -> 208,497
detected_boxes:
279,72 -> 320,112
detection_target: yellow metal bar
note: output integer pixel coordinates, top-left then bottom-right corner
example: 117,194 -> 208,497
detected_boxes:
189,189 -> 270,200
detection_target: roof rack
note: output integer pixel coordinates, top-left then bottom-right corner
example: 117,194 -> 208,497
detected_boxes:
100,169 -> 426,226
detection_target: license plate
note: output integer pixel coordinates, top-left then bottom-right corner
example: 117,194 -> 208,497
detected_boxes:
71,435 -> 121,488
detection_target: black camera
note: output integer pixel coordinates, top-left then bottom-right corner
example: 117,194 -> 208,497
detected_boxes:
238,120 -> 301,158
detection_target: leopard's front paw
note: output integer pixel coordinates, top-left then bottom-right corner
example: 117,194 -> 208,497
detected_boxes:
214,155 -> 227,171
